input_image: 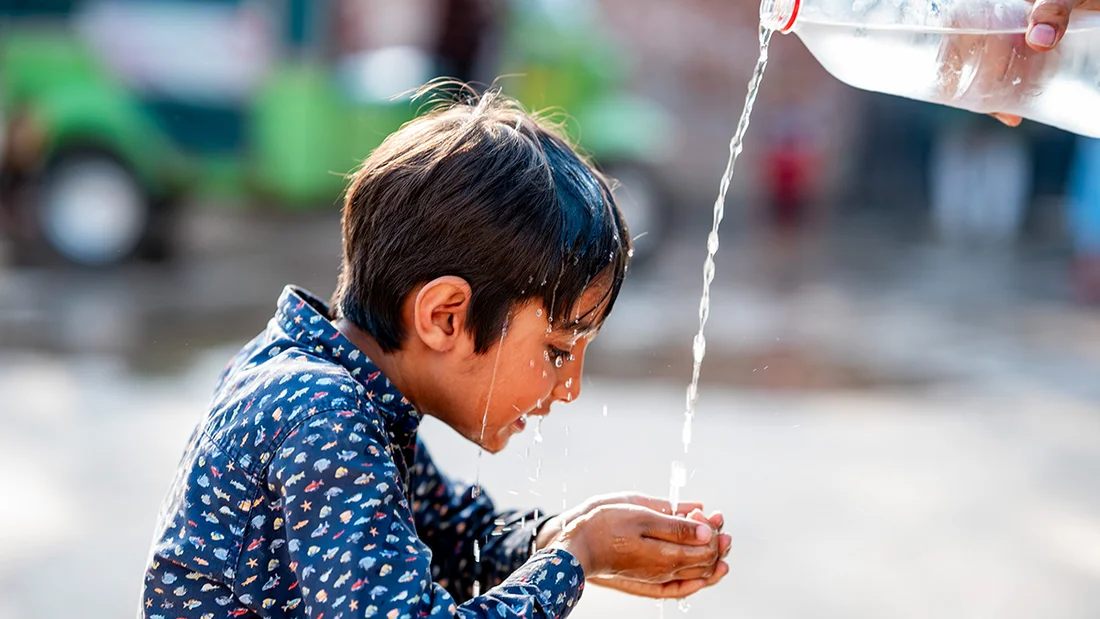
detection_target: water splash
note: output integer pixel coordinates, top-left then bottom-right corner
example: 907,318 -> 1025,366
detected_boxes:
532,416 -> 544,444
668,461 -> 687,514
473,318 -> 509,497
666,26 -> 773,616
680,25 -> 773,457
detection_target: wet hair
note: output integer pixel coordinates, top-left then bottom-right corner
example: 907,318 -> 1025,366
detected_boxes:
332,85 -> 632,354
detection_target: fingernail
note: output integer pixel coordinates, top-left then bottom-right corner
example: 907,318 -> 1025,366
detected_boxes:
1027,24 -> 1056,48
696,524 -> 713,542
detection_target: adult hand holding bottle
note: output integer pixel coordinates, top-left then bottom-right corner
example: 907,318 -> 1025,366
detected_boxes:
993,0 -> 1100,125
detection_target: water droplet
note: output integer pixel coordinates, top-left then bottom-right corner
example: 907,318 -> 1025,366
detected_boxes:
542,371 -> 548,378
564,378 -> 573,389
566,392 -> 572,401
692,333 -> 706,363
543,351 -> 550,362
602,404 -> 608,417
554,357 -> 563,368
678,599 -> 691,613
669,461 -> 687,513
473,540 -> 481,562
536,308 -> 543,317
472,581 -> 481,597
568,354 -> 575,362
536,399 -> 541,409
533,418 -> 544,443
471,485 -> 482,499
707,231 -> 719,254
529,360 -> 535,368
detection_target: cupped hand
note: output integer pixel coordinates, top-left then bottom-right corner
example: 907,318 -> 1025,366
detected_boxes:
588,509 -> 732,598
537,493 -> 720,550
549,503 -> 723,585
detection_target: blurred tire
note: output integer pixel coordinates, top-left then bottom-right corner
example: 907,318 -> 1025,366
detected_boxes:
602,161 -> 669,270
32,149 -> 166,267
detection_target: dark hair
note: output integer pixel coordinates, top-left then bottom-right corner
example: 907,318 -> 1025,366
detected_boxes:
332,86 -> 632,354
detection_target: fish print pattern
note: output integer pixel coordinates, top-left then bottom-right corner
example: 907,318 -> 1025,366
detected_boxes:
141,286 -> 585,618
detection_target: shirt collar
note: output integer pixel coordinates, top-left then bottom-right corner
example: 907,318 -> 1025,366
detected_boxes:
275,285 -> 421,448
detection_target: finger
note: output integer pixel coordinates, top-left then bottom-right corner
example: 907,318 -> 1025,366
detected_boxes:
670,564 -> 718,581
686,509 -> 710,525
707,510 -> 725,531
669,535 -> 729,580
1027,0 -> 1077,50
639,511 -> 715,545
618,495 -> 705,515
702,560 -> 730,587
649,538 -> 721,574
991,113 -> 1023,127
632,578 -> 708,599
672,501 -> 705,516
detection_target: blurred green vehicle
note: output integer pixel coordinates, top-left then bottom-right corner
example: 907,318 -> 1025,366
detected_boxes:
0,0 -> 672,267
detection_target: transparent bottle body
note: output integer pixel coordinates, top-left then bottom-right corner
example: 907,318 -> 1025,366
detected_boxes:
764,0 -> 1100,137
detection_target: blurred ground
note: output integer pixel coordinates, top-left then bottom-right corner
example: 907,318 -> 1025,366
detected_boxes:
2,208 -> 1100,618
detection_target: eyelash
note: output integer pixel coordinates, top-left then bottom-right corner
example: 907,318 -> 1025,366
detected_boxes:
548,345 -> 570,361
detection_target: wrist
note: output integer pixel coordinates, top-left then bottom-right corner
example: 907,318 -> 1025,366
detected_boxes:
535,514 -> 565,551
549,534 -> 593,578
549,514 -> 598,577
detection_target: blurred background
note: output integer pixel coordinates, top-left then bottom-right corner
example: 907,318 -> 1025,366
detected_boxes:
1,0 -> 1099,617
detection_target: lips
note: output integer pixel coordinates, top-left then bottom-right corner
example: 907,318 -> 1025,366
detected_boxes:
511,414 -> 528,432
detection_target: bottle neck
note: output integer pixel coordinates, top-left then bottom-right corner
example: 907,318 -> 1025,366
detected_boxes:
760,0 -> 800,32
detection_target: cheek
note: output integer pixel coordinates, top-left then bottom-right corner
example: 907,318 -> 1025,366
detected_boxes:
492,353 -> 555,416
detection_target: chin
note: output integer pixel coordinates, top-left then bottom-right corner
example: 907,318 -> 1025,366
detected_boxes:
478,429 -> 514,454
481,436 -> 509,454
460,426 -> 510,454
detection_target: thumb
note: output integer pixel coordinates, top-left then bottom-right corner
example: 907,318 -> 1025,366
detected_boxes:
1027,0 -> 1078,50
641,512 -> 714,545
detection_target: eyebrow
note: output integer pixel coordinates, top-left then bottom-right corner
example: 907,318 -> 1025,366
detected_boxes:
557,309 -> 601,337
558,319 -> 599,337
554,281 -> 614,337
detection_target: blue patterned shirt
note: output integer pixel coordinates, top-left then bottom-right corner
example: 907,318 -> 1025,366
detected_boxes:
141,286 -> 585,619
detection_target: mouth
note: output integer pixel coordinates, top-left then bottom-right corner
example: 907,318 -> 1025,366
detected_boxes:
511,414 -> 528,432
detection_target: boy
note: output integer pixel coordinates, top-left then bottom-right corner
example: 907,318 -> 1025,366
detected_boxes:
141,90 -> 730,619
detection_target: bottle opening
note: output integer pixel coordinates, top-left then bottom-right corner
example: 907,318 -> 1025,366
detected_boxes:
760,0 -> 800,33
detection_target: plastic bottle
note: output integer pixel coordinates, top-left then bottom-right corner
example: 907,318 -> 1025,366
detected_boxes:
760,0 -> 1100,137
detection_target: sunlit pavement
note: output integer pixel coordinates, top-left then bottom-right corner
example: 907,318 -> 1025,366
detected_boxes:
2,210 -> 1100,618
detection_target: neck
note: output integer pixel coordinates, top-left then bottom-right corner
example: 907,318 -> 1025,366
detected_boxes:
333,317 -> 420,410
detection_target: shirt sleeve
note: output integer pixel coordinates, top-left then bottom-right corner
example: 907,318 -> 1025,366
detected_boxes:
410,438 -> 556,602
269,410 -> 585,619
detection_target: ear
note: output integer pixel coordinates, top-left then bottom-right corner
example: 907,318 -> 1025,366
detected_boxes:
410,276 -> 474,353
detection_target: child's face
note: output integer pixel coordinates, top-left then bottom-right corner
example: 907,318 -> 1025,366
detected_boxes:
437,285 -> 607,454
